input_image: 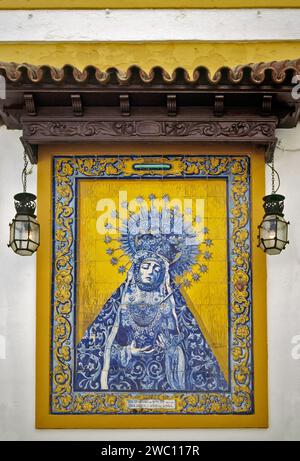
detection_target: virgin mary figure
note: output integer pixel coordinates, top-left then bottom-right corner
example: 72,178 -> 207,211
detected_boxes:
75,200 -> 227,392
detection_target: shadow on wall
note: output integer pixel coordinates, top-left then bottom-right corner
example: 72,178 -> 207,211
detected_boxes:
0,334 -> 6,359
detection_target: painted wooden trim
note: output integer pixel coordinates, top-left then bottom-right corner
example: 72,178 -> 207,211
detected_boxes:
1,42 -> 300,76
0,0 -> 299,9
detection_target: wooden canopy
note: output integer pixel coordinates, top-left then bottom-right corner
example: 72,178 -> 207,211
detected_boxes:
1,59 -> 300,164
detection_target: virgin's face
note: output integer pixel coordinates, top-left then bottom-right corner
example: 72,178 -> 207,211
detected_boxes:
139,259 -> 162,286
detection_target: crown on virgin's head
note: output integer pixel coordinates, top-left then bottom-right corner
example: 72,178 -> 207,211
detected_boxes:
134,233 -> 181,264
104,195 -> 211,281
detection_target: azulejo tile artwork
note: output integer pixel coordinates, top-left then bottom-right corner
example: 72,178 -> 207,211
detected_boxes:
51,155 -> 252,416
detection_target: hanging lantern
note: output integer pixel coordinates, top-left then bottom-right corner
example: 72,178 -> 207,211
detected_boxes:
8,192 -> 40,256
8,151 -> 40,256
258,194 -> 289,255
257,152 -> 289,256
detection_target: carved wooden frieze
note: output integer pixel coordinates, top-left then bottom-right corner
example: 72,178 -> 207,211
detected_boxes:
23,120 -> 276,140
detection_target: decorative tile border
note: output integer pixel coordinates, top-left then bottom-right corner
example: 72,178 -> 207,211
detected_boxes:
51,155 -> 253,415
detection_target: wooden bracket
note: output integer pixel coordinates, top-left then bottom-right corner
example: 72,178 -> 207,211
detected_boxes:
264,138 -> 277,164
71,94 -> 83,116
214,95 -> 224,116
262,95 -> 272,115
120,95 -> 130,116
167,95 -> 177,116
20,136 -> 38,165
24,94 -> 36,116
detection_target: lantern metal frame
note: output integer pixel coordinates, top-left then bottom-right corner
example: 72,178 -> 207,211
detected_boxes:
257,154 -> 290,255
8,150 -> 40,256
257,194 -> 290,255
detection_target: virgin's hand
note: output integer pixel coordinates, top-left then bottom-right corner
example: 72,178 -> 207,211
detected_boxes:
130,340 -> 154,356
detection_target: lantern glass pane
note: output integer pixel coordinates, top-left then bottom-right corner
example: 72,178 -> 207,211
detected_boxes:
260,215 -> 277,240
262,238 -> 276,249
16,249 -> 33,256
276,240 -> 286,250
28,218 -> 40,245
28,240 -> 39,252
15,214 -> 32,237
277,218 -> 288,242
20,240 -> 28,249
15,216 -> 30,240
265,248 -> 281,255
9,222 -> 15,243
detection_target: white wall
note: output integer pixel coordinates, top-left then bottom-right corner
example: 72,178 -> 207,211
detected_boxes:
0,125 -> 299,441
0,9 -> 299,41
1,4 -> 300,442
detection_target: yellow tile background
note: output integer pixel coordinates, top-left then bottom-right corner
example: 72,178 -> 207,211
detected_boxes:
77,177 -> 229,381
